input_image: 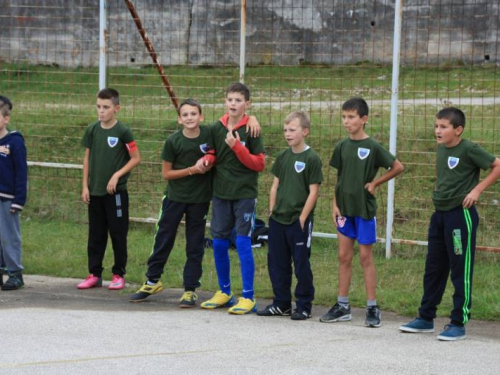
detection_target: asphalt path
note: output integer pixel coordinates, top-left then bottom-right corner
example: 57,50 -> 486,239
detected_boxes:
0,275 -> 499,375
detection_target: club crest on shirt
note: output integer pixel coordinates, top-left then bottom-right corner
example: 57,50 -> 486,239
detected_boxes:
199,143 -> 209,154
337,216 -> 346,228
358,148 -> 370,160
0,145 -> 10,156
244,213 -> 252,222
295,161 -> 306,173
107,137 -> 118,148
448,157 -> 459,169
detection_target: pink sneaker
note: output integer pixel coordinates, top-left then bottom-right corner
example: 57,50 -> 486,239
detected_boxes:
77,274 -> 102,289
108,274 -> 125,290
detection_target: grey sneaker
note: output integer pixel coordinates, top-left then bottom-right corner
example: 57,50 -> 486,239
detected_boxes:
320,302 -> 352,323
365,305 -> 381,327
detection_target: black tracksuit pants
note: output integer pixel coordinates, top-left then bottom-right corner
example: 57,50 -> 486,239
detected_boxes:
146,198 -> 209,291
268,217 -> 315,313
88,191 -> 129,277
419,206 -> 478,325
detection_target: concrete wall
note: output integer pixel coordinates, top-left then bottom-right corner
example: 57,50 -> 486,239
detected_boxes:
0,0 -> 498,67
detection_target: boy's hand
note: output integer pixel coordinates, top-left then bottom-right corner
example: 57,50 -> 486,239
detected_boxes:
299,215 -> 306,230
106,174 -> 119,194
332,206 -> 342,227
194,159 -> 211,174
463,189 -> 480,208
246,116 -> 261,137
9,207 -> 19,214
365,182 -> 376,195
225,130 -> 240,149
82,187 -> 90,205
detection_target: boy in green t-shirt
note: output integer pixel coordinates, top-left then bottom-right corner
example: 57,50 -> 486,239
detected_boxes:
129,98 -> 215,306
77,88 -> 141,290
200,82 -> 265,314
320,97 -> 404,327
257,111 -> 323,320
400,107 -> 500,341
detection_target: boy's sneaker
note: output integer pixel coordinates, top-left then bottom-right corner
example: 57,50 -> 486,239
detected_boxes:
437,324 -> 466,341
76,274 -> 102,289
291,308 -> 312,321
129,281 -> 164,302
319,302 -> 352,323
257,304 -> 292,317
1,272 -> 24,291
0,268 -> 4,287
365,305 -> 382,328
228,297 -> 257,315
108,274 -> 125,290
200,291 -> 235,309
399,317 -> 434,333
179,291 -> 198,308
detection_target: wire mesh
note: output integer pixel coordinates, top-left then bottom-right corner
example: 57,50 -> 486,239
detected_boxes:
0,0 -> 499,252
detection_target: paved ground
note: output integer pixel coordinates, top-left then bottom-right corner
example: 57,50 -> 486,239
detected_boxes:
0,275 -> 499,375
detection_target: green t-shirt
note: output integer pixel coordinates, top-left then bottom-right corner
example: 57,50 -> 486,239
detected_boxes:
271,147 -> 323,225
210,120 -> 265,200
330,137 -> 395,219
82,121 -> 134,196
161,126 -> 213,203
433,139 -> 495,211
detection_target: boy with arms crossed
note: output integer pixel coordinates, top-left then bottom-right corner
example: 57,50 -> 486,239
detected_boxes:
400,107 -> 500,340
201,82 -> 265,314
78,88 -> 140,290
0,96 -> 28,290
321,97 -> 404,327
257,111 -> 322,320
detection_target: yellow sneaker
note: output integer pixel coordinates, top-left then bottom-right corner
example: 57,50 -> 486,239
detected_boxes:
179,291 -> 198,308
129,281 -> 163,303
228,297 -> 257,315
200,291 -> 235,309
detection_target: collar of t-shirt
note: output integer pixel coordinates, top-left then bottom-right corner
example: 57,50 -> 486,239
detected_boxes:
219,113 -> 249,131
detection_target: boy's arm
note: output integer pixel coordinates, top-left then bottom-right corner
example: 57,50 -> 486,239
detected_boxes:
299,183 -> 320,230
463,157 -> 500,208
246,115 -> 261,137
106,149 -> 141,194
11,141 -> 28,212
269,176 -> 279,217
331,192 -> 341,227
82,148 -> 90,204
365,159 -> 404,195
162,159 -> 212,180
226,131 -> 265,172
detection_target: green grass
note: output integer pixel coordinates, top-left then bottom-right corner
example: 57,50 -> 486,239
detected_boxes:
22,218 -> 500,321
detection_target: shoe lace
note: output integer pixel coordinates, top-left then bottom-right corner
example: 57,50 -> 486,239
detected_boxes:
367,306 -> 379,317
182,291 -> 193,300
111,275 -> 122,283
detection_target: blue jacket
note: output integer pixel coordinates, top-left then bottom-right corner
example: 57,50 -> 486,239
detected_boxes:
0,130 -> 28,210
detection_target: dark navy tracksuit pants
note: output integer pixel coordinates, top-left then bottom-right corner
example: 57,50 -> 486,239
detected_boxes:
268,217 -> 315,313
88,191 -> 129,277
146,198 -> 209,291
419,206 -> 478,326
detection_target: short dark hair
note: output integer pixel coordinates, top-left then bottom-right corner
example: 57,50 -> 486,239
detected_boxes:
97,88 -> 120,106
0,95 -> 12,117
178,98 -> 202,115
226,82 -> 250,101
342,97 -> 369,118
436,107 -> 466,129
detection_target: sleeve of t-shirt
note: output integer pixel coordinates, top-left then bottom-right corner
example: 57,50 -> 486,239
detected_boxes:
120,126 -> 134,144
468,143 -> 496,170
308,154 -> 323,185
375,143 -> 396,169
271,151 -> 283,177
248,133 -> 265,155
161,137 -> 176,163
329,141 -> 342,169
81,124 -> 93,149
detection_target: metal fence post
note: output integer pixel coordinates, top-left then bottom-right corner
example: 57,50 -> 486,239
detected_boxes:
385,0 -> 404,259
99,0 -> 107,90
239,0 -> 247,83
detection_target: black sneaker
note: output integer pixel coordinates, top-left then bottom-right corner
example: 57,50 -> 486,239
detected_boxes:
365,305 -> 381,328
0,268 -> 4,287
319,302 -> 352,323
291,308 -> 311,321
1,271 -> 24,291
257,304 -> 292,317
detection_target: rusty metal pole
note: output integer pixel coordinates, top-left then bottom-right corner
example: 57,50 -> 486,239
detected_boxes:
99,0 -> 107,89
239,0 -> 247,83
123,0 -> 179,110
